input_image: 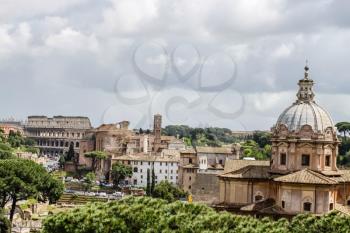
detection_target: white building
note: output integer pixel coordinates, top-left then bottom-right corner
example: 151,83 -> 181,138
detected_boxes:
113,151 -> 180,187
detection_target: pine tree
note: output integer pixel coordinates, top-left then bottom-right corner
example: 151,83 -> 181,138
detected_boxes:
146,169 -> 151,196
151,168 -> 156,195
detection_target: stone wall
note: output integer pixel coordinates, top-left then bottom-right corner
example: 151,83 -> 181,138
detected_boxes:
192,173 -> 220,204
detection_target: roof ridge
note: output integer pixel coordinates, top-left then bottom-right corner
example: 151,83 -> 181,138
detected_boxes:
306,169 -> 337,183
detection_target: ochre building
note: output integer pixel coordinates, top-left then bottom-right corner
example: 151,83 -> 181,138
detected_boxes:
219,66 -> 350,215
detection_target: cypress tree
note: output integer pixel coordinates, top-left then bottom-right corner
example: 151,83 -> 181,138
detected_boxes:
146,169 -> 151,196
151,167 -> 156,195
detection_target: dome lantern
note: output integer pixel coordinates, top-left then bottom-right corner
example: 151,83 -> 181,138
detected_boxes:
276,65 -> 334,133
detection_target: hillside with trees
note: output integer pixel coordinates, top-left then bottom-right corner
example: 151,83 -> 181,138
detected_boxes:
43,196 -> 350,233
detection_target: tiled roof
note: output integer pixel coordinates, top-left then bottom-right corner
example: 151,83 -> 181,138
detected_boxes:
223,160 -> 270,173
180,148 -> 196,154
332,170 -> 350,182
274,169 -> 338,184
196,146 -> 232,154
219,165 -> 271,179
113,153 -> 179,162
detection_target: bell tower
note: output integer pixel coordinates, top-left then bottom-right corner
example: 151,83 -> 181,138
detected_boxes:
153,114 -> 162,152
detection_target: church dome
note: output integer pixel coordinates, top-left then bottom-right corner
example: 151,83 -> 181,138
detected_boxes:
276,66 -> 334,132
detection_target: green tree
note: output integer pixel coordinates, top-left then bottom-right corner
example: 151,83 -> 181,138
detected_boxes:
7,130 -> 24,148
151,168 -> 155,194
146,168 -> 151,196
110,163 -> 132,190
0,159 -> 64,222
152,180 -> 187,202
84,151 -> 108,173
43,196 -> 350,233
0,208 -> 10,233
66,143 -> 75,161
336,122 -> 350,140
58,154 -> 65,169
84,172 -> 96,192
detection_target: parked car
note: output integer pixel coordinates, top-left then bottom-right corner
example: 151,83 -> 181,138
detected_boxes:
98,192 -> 107,197
112,192 -> 124,198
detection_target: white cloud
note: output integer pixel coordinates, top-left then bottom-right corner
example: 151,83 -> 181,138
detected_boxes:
1,0 -> 350,129
45,27 -> 99,53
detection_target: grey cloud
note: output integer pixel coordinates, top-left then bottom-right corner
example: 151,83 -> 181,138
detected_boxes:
1,0 -> 350,129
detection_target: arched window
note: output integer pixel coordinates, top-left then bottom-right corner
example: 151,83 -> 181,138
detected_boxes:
133,167 -> 138,173
76,142 -> 80,148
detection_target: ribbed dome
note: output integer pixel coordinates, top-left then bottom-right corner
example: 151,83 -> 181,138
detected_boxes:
276,102 -> 334,132
276,65 -> 334,132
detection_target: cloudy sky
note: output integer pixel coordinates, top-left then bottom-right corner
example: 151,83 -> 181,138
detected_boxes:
1,0 -> 350,130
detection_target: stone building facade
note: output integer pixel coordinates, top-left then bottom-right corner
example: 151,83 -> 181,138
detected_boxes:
178,145 -> 239,203
218,66 -> 350,215
24,116 -> 92,156
0,121 -> 24,136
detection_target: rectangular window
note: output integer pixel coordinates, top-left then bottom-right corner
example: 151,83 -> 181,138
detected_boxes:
282,201 -> 285,209
302,154 -> 310,166
329,203 -> 334,210
159,170 -> 162,173
325,155 -> 331,167
303,202 -> 311,212
280,153 -> 287,165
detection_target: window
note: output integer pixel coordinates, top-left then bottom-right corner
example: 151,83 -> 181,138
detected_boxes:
189,158 -> 192,164
171,163 -> 173,166
302,154 -> 310,166
189,176 -> 192,181
188,185 -> 191,190
255,195 -> 263,202
170,176 -> 173,179
141,175 -> 143,179
148,162 -> 151,165
140,169 -> 143,173
141,162 -> 143,165
219,159 -> 223,165
159,170 -> 162,174
325,155 -> 331,167
171,170 -> 173,174
160,162 -> 162,166
329,203 -> 334,210
133,167 -> 138,173
165,176 -> 167,179
282,201 -> 285,209
133,179 -> 137,185
165,170 -> 167,173
280,153 -> 287,165
347,200 -> 350,206
166,162 -> 168,166
303,202 -> 312,212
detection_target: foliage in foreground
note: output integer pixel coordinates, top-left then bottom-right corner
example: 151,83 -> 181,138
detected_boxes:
0,208 -> 10,233
0,159 -> 64,222
42,196 -> 350,233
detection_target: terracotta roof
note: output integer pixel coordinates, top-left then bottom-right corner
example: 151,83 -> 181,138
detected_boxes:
180,148 -> 196,154
332,170 -> 350,182
196,146 -> 232,154
182,164 -> 198,169
113,153 -> 179,162
274,169 -> 338,185
224,160 -> 270,173
219,165 -> 271,179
